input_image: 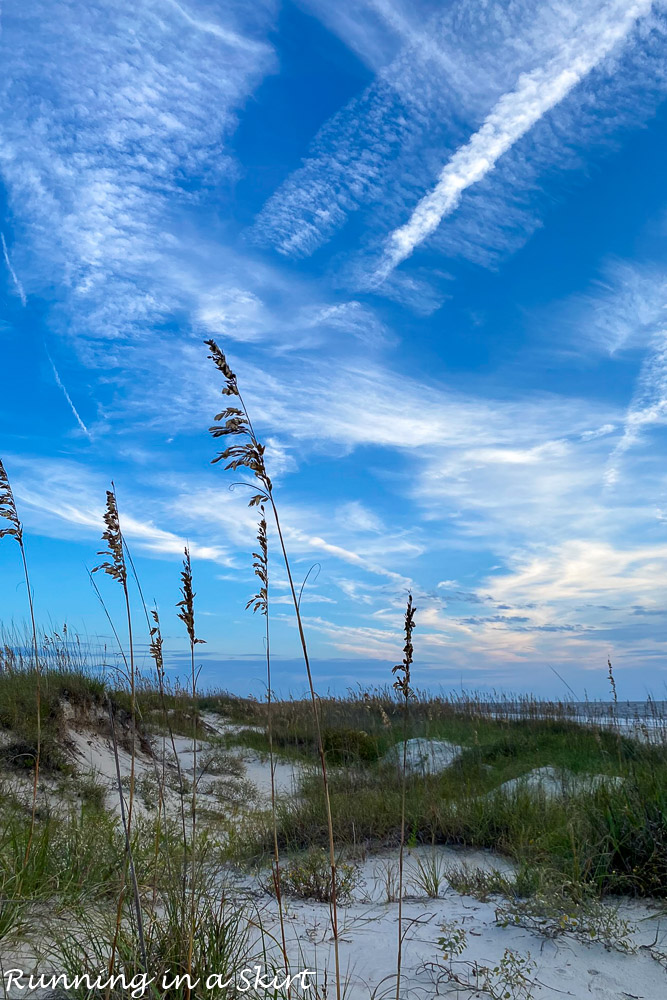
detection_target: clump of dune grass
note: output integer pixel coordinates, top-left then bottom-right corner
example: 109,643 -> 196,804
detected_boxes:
266,847 -> 363,905
234,690 -> 667,899
56,874 -> 257,1000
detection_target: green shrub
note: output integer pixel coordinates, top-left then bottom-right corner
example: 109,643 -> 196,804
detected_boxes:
268,848 -> 363,903
322,727 -> 380,764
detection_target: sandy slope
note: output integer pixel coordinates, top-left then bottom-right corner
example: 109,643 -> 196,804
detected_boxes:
65,710 -> 302,818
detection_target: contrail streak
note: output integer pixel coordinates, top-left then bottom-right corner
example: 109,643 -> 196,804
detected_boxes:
46,350 -> 92,439
1,232 -> 27,306
378,0 -> 653,278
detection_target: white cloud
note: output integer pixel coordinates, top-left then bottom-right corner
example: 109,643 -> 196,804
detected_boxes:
581,424 -> 616,441
0,0 -> 275,350
606,335 -> 667,485
378,0 -> 653,276
46,351 -> 92,439
3,457 -> 233,566
336,501 -> 384,533
170,481 -> 417,586
556,258 -> 667,484
485,538 -> 667,614
254,0 -> 661,278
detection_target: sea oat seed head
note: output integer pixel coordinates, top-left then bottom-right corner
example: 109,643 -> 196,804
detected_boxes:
0,460 -> 22,544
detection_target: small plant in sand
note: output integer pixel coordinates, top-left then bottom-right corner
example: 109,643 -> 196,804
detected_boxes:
443,864 -> 522,902
495,883 -> 636,953
374,858 -> 401,903
429,922 -> 536,1000
438,918 -> 468,960
268,848 -> 363,905
408,850 -> 447,899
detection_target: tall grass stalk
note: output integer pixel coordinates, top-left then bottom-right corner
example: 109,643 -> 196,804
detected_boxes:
176,546 -> 204,999
93,487 -> 145,976
205,338 -> 341,1000
392,595 -> 415,1000
149,606 -> 188,905
107,697 -> 147,972
94,488 -> 138,833
123,541 -> 176,898
248,507 -> 289,979
0,460 -> 41,867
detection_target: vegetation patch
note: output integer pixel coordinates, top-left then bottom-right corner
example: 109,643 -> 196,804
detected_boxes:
266,847 -> 363,904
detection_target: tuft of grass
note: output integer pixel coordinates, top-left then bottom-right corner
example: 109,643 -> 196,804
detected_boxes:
408,850 -> 448,898
265,848 -> 363,905
58,889 -> 257,1000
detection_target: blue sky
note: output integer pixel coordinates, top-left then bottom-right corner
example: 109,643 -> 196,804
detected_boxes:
2,0 -> 667,699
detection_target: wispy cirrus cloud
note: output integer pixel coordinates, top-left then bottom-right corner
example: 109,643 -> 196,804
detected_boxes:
4,456 -> 233,566
0,0 -> 275,353
606,338 -> 667,485
3,0 -> 667,692
377,0 -> 654,277
551,257 -> 667,486
253,0 -> 662,278
45,351 -> 92,440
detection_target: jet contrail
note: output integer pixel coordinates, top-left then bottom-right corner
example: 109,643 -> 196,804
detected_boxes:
1,232 -> 27,306
46,350 -> 92,439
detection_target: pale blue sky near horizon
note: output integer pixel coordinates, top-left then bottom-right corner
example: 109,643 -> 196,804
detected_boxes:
2,0 -> 667,699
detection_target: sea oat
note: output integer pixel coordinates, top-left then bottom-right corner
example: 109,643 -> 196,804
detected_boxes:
0,460 -> 22,543
205,338 -> 341,1000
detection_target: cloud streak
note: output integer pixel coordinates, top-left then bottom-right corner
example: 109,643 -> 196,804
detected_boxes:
378,0 -> 653,276
0,0 -> 275,355
46,350 -> 92,439
254,0 -> 662,279
1,232 -> 27,306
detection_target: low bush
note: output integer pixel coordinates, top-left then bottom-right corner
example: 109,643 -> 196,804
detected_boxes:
266,847 -> 363,904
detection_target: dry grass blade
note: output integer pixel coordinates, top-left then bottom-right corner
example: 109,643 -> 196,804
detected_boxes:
248,506 -> 289,979
177,546 -> 204,1000
92,486 -> 145,982
0,459 -> 41,870
149,605 -> 188,901
394,594 -> 416,1000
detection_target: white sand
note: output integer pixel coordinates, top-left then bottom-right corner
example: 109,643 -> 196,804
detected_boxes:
490,765 -> 625,801
241,846 -> 667,999
66,712 -> 302,817
383,738 -> 463,775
